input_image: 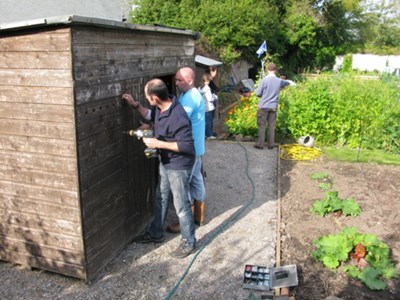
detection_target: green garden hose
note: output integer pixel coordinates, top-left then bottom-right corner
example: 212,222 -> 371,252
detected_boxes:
165,141 -> 256,299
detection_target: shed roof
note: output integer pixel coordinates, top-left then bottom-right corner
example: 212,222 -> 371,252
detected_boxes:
195,55 -> 223,67
0,15 -> 199,38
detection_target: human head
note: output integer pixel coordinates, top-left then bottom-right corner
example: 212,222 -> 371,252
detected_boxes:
144,78 -> 169,106
267,63 -> 277,73
206,66 -> 218,79
175,67 -> 195,93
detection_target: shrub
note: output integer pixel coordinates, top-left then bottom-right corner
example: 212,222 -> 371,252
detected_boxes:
225,74 -> 400,154
224,94 -> 258,137
341,54 -> 353,73
282,75 -> 400,153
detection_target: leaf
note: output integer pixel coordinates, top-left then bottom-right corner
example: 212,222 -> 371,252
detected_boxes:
341,198 -> 361,216
311,172 -> 331,180
325,191 -> 342,211
319,182 -> 332,191
366,244 -> 390,267
358,267 -> 386,290
311,199 -> 328,216
344,265 -> 361,277
341,226 -> 359,239
380,265 -> 400,279
312,233 -> 353,269
322,254 -> 341,269
326,191 -> 339,199
330,198 -> 343,212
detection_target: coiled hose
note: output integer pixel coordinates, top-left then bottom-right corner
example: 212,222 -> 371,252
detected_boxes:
279,144 -> 322,161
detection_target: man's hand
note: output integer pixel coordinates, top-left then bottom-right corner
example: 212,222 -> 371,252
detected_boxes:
137,122 -> 152,131
143,138 -> 158,149
122,94 -> 139,108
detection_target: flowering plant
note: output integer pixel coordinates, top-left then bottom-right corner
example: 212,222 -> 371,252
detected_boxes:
224,94 -> 258,137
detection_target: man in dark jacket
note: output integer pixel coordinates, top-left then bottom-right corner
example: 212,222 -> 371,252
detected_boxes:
122,78 -> 196,258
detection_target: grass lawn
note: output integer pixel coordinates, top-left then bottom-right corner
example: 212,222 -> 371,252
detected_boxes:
323,146 -> 400,165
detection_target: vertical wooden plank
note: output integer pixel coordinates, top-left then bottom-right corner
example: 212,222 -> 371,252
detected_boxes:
0,26 -> 85,279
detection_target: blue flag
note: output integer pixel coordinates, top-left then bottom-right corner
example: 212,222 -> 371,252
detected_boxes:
256,41 -> 267,58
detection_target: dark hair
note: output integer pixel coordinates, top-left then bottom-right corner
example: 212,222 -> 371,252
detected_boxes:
146,79 -> 169,101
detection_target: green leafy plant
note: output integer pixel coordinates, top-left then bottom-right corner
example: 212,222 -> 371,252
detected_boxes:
319,182 -> 332,191
311,172 -> 331,181
311,191 -> 361,217
282,75 -> 400,153
311,172 -> 333,191
312,227 -> 399,290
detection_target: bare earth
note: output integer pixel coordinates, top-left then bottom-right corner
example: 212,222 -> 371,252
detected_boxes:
279,158 -> 400,299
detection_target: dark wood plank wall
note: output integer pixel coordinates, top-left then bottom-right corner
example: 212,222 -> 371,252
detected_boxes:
71,26 -> 195,281
0,27 -> 85,278
0,23 -> 196,281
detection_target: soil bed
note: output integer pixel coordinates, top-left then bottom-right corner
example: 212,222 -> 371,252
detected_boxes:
279,158 -> 400,299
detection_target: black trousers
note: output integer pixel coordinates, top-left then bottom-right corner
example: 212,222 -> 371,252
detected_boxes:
255,108 -> 276,148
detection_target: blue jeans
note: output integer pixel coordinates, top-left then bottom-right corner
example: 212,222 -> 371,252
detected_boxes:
205,110 -> 214,137
148,163 -> 196,246
189,156 -> 206,202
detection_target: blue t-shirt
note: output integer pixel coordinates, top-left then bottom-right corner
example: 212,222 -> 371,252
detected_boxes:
152,98 -> 195,170
179,88 -> 205,156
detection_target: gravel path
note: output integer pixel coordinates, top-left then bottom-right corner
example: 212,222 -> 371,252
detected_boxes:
0,141 -> 279,300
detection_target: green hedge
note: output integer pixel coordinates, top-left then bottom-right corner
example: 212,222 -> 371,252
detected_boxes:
225,74 -> 400,154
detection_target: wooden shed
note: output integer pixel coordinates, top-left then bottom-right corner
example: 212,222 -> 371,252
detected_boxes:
0,15 -> 198,282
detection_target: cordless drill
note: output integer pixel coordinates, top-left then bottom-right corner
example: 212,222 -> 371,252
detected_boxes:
123,129 -> 158,158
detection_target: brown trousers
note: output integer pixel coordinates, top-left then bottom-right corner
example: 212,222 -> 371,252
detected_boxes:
255,108 -> 276,148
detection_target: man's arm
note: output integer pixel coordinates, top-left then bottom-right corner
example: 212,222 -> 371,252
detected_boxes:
142,138 -> 179,152
143,112 -> 194,154
255,80 -> 265,97
122,94 -> 151,120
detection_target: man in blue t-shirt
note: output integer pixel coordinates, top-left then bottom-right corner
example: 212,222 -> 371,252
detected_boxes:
122,79 -> 196,258
166,67 -> 207,233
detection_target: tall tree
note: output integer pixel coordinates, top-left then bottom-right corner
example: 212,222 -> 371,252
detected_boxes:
361,0 -> 400,53
130,0 -> 280,65
129,0 -> 397,71
278,0 -> 368,71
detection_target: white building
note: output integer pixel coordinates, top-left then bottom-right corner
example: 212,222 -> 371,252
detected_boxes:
0,0 -> 131,24
334,54 -> 400,74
